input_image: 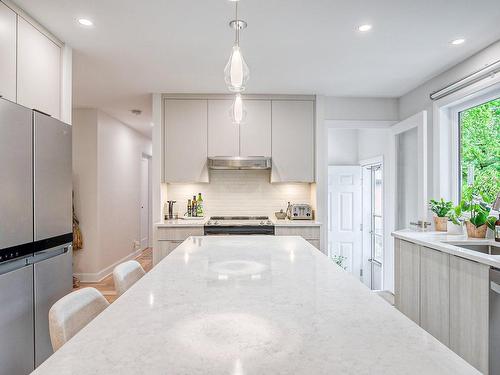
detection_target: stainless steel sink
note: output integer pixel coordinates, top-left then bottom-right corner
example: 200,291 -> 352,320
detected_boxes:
444,242 -> 500,255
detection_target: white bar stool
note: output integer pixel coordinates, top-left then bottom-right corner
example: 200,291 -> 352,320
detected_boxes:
49,287 -> 109,351
113,260 -> 146,297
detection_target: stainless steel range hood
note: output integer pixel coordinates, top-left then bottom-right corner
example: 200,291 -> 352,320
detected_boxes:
208,156 -> 271,170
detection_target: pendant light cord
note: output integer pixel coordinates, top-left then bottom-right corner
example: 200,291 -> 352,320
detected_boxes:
235,2 -> 240,46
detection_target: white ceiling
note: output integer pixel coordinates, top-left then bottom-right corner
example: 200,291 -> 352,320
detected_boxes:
14,0 -> 500,138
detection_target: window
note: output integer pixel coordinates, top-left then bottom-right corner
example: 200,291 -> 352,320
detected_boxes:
458,97 -> 500,203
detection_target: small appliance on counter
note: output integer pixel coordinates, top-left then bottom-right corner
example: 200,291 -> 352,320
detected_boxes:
287,202 -> 313,220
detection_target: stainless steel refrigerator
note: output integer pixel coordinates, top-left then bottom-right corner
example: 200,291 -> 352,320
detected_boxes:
0,97 -> 73,375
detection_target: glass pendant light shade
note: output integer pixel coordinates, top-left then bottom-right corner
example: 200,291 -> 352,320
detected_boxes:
229,94 -> 246,125
224,44 -> 250,92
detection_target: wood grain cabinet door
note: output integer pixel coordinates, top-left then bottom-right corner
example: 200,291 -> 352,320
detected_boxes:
420,246 -> 450,345
395,240 -> 420,324
449,255 -> 489,374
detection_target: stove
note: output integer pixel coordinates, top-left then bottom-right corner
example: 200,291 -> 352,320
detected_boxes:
204,216 -> 275,235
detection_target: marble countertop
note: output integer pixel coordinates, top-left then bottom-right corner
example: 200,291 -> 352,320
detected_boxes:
32,236 -> 477,375
270,217 -> 321,226
392,229 -> 500,268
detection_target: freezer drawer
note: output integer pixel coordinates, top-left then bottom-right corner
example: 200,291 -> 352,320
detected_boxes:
0,260 -> 34,375
33,244 -> 73,366
0,98 -> 33,254
34,111 -> 72,241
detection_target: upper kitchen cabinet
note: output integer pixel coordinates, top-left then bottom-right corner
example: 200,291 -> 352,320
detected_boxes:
271,100 -> 314,182
208,99 -> 271,157
17,17 -> 61,119
208,99 -> 239,157
164,99 -> 209,183
0,2 -> 16,102
240,100 -> 271,157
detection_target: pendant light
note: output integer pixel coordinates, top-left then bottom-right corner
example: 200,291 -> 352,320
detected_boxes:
229,93 -> 246,125
224,1 -> 249,92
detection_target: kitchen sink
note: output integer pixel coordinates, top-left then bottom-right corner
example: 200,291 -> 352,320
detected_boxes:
444,242 -> 500,255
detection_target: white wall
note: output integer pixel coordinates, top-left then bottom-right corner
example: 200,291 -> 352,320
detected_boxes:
73,109 -> 152,281
164,170 -> 311,217
399,40 -> 500,199
328,129 -> 358,165
325,97 -> 399,121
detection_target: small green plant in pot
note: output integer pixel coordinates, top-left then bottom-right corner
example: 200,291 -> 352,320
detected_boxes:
429,199 -> 453,231
460,200 -> 496,238
447,204 -> 464,234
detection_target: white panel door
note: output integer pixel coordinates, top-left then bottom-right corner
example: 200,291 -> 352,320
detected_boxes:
17,17 -> 61,118
164,99 -> 208,182
240,100 -> 271,157
0,2 -> 16,102
328,166 -> 362,278
271,100 -> 314,182
390,111 -> 427,230
140,158 -> 149,250
208,99 -> 239,157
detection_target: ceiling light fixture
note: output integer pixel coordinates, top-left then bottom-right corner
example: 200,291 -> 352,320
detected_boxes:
358,24 -> 372,32
451,38 -> 466,45
224,1 -> 249,93
77,18 -> 93,27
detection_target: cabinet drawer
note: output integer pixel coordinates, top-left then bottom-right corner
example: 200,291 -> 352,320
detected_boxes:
156,227 -> 203,241
275,226 -> 320,239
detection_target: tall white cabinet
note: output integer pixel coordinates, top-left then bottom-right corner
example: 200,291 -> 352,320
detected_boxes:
17,17 -> 61,119
271,100 -> 314,182
164,99 -> 209,183
208,99 -> 239,157
0,2 -> 16,102
240,100 -> 271,157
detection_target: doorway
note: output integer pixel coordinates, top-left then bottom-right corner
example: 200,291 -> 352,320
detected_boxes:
361,159 -> 383,290
140,155 -> 152,250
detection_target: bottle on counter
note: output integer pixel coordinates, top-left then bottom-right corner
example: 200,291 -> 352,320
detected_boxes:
187,199 -> 192,217
197,193 -> 204,217
192,195 -> 197,217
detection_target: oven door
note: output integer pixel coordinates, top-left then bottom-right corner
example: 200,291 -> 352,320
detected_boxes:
204,226 -> 275,235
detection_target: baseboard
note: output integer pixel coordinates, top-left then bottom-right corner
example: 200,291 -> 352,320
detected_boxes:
74,247 -> 144,283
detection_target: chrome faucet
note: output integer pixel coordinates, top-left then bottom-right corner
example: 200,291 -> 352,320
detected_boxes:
410,220 -> 432,230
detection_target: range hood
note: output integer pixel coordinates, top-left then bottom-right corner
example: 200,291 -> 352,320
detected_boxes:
208,156 -> 271,170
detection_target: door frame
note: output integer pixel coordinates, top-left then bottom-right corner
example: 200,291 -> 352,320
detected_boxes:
140,153 -> 152,250
389,110 -> 428,230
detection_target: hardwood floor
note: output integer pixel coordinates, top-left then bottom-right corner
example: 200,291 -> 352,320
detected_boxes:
74,248 -> 152,303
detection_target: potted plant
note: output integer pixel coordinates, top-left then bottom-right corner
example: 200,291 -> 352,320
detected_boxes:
447,204 -> 464,235
429,198 -> 453,231
461,200 -> 497,238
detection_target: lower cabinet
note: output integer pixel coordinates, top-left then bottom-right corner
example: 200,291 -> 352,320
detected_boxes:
153,226 -> 204,265
395,240 -> 420,324
449,255 -> 489,374
275,226 -> 321,251
420,246 -> 450,345
395,239 -> 490,374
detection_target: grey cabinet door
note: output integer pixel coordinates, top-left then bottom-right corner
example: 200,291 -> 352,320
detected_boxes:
0,99 -> 33,249
0,262 -> 34,375
34,112 -> 72,241
420,246 -> 450,345
450,255 -> 489,374
33,246 -> 73,366
395,240 -> 420,324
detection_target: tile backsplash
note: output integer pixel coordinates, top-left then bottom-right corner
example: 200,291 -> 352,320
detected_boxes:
164,170 -> 312,217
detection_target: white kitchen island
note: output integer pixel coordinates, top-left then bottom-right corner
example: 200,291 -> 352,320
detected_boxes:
32,236 -> 478,374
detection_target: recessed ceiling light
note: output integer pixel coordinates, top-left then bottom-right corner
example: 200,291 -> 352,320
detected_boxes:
358,24 -> 372,32
78,18 -> 93,27
451,38 -> 466,45
451,38 -> 465,45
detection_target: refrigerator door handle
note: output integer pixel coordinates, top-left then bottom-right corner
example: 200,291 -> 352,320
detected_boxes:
491,281 -> 500,295
31,245 -> 71,263
0,257 -> 30,276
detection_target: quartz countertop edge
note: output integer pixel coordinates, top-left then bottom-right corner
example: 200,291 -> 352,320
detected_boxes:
155,217 -> 321,227
392,229 -> 500,268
